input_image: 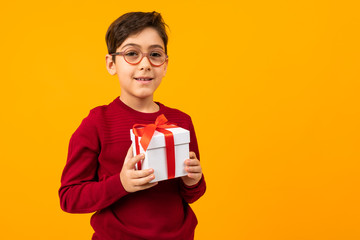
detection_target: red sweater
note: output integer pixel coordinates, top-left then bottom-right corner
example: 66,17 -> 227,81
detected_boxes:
59,97 -> 206,240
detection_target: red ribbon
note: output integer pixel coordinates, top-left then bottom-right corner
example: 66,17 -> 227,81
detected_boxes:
132,114 -> 178,179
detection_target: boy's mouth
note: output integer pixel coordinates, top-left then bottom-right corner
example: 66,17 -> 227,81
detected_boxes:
134,77 -> 153,81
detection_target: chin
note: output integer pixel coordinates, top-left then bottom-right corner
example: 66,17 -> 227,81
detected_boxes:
134,91 -> 155,99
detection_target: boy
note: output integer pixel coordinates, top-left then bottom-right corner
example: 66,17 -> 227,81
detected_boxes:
59,11 -> 206,240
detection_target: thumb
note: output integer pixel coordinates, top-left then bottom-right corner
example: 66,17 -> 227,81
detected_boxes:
124,144 -> 134,164
189,151 -> 197,159
127,153 -> 145,170
124,144 -> 144,169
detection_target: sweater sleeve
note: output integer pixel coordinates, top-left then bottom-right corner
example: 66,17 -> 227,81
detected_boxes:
179,117 -> 206,203
59,111 -> 129,213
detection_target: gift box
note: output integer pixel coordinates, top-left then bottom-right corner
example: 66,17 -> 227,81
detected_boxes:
130,115 -> 190,183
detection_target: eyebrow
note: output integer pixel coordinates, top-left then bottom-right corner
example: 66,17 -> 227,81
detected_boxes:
121,43 -> 164,50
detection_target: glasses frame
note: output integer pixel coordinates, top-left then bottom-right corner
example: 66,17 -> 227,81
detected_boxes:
110,48 -> 168,67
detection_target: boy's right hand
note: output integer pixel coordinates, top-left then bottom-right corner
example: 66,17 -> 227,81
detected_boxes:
120,145 -> 158,193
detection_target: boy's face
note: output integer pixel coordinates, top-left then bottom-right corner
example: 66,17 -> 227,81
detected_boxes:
106,27 -> 168,101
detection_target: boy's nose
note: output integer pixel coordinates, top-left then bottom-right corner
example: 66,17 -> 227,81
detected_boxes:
138,55 -> 152,70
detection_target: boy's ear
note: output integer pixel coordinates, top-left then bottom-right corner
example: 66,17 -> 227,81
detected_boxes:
105,54 -> 117,75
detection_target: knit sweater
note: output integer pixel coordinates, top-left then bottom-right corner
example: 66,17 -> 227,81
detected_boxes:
59,97 -> 206,240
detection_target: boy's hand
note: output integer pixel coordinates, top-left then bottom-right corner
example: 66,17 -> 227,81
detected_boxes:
120,145 -> 158,193
181,152 -> 203,187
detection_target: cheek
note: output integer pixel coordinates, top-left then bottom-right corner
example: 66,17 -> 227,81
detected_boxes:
116,64 -> 134,77
159,66 -> 167,78
116,69 -> 133,87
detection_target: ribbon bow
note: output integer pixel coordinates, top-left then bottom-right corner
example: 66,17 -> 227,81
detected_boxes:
132,114 -> 178,179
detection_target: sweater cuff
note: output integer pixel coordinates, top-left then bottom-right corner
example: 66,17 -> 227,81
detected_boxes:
106,173 -> 129,199
181,174 -> 205,189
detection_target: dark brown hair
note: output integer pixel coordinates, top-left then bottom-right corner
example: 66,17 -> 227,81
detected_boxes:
106,11 -> 169,63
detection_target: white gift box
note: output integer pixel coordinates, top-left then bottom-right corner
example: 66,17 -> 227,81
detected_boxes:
130,127 -> 190,182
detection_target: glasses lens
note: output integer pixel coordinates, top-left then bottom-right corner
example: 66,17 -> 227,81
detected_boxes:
149,50 -> 166,66
124,49 -> 142,64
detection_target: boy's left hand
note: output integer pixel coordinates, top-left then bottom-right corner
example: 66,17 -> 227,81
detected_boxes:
182,151 -> 202,186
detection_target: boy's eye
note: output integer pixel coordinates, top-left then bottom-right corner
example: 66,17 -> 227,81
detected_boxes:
150,51 -> 162,58
125,50 -> 140,57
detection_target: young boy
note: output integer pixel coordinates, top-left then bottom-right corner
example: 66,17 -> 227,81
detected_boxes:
59,11 -> 206,240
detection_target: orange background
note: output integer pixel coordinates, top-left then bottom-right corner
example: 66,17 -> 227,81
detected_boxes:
1,0 -> 360,239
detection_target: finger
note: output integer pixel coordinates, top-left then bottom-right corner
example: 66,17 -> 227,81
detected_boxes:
189,151 -> 197,159
126,153 -> 145,169
186,165 -> 202,173
185,158 -> 200,166
132,168 -> 154,179
187,172 -> 202,179
132,174 -> 156,186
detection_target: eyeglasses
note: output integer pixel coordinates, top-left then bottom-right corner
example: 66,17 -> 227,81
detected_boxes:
110,47 -> 168,67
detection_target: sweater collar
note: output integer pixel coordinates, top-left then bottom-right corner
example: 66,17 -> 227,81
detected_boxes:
113,96 -> 165,120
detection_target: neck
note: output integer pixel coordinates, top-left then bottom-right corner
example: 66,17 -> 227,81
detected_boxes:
120,95 -> 159,113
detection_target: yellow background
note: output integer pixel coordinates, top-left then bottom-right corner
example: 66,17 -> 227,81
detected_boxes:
1,0 -> 359,239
